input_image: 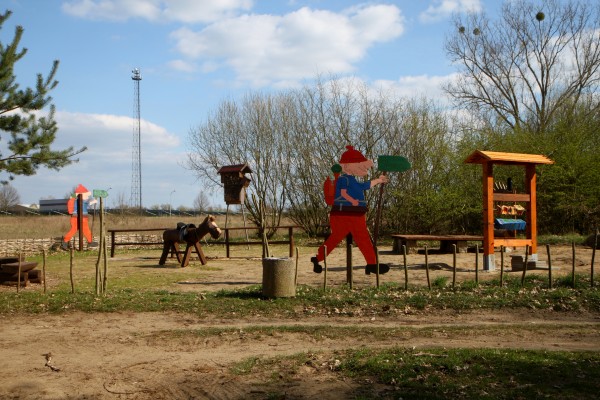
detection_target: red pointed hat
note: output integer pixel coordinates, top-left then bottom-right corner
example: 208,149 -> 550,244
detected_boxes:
74,184 -> 89,194
339,145 -> 368,164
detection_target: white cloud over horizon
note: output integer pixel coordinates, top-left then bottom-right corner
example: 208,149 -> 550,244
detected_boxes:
61,0 -> 253,23
419,0 -> 482,23
170,5 -> 405,87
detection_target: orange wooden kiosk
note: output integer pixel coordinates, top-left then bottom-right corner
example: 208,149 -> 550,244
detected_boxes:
465,150 -> 554,270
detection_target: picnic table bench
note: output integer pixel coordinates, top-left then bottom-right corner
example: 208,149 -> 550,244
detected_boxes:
390,234 -> 484,254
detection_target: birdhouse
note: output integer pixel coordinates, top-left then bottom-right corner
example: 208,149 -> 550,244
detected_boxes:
217,163 -> 252,205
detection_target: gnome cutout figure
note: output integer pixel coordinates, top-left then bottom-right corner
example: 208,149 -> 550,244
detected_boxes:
62,184 -> 98,249
311,145 -> 390,275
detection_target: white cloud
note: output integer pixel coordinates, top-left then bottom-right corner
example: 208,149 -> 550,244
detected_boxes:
167,59 -> 197,73
7,110 -> 191,207
61,0 -> 253,23
170,5 -> 405,87
371,73 -> 459,101
419,0 -> 482,23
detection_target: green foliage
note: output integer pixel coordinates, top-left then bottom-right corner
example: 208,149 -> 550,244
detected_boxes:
0,10 -> 86,184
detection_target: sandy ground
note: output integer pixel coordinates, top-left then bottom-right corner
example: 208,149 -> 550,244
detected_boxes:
1,243 -> 599,399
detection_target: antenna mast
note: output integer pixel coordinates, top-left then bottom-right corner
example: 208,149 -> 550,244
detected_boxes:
131,68 -> 142,209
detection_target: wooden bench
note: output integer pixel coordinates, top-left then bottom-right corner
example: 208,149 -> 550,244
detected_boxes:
391,234 -> 484,254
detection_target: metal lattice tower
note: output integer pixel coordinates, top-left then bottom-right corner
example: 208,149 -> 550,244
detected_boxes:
131,68 -> 142,209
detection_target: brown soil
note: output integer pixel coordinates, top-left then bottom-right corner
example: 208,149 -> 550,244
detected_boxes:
1,244 -> 599,399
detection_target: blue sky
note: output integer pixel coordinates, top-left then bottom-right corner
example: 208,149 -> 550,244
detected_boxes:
3,0 -> 496,209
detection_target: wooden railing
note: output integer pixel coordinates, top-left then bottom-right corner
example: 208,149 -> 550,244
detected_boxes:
107,225 -> 300,258
218,226 -> 298,258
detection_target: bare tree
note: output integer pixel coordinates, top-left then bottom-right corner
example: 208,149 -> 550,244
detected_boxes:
193,192 -> 211,211
444,0 -> 600,135
0,184 -> 20,211
186,93 -> 290,234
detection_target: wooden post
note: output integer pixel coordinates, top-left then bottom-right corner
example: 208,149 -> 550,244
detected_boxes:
95,199 -> 103,295
346,234 -> 353,288
547,244 -> 552,289
110,230 -> 116,258
526,164 -> 538,256
101,198 -> 108,292
288,227 -> 294,258
424,245 -> 431,290
403,245 -> 408,291
475,244 -> 479,286
225,228 -> 231,258
482,162 -> 495,270
70,247 -> 74,294
42,249 -> 47,294
17,252 -> 22,294
521,245 -> 529,287
571,242 -> 576,288
591,230 -> 597,287
375,248 -> 380,288
500,246 -> 505,287
77,194 -> 84,251
323,245 -> 328,291
452,244 -> 457,289
294,247 -> 299,286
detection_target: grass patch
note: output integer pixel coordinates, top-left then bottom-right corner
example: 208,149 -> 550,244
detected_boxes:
225,346 -> 600,399
539,233 -> 586,246
339,347 -> 600,399
2,276 -> 599,316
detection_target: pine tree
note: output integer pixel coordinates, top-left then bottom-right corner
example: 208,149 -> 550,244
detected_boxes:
0,10 -> 86,184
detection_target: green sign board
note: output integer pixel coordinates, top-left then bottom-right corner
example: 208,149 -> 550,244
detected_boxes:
93,189 -> 109,198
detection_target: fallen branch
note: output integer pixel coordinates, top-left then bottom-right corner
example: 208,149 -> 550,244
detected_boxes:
43,352 -> 61,372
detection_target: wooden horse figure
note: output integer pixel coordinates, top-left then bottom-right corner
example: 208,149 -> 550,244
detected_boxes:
159,215 -> 222,267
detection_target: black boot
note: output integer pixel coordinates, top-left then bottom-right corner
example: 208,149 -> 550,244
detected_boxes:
311,256 -> 323,273
365,263 -> 390,275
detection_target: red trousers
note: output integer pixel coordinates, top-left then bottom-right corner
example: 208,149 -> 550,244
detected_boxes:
64,216 -> 92,243
316,211 -> 376,265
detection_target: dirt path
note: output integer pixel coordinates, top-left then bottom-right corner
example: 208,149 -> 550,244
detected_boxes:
1,244 -> 598,399
1,310 -> 599,399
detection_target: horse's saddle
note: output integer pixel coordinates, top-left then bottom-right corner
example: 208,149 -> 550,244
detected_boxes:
176,222 -> 196,242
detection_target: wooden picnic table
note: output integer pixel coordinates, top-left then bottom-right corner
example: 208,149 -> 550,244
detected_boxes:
390,234 -> 484,254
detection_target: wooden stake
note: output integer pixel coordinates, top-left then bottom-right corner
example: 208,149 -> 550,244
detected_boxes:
95,241 -> 101,296
402,245 -> 408,291
475,244 -> 479,286
70,247 -> 75,294
101,197 -> 107,293
375,247 -> 380,289
346,234 -> 353,289
42,249 -> 47,294
17,252 -> 22,294
294,247 -> 299,286
424,245 -> 431,290
546,244 -> 552,289
452,244 -> 457,290
323,245 -> 328,291
571,242 -> 576,288
591,229 -> 597,288
521,245 -> 529,287
500,246 -> 505,287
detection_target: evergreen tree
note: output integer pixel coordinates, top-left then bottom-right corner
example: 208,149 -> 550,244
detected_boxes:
0,10 -> 86,184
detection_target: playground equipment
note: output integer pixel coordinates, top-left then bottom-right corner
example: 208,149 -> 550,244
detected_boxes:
159,215 -> 222,267
465,150 -> 554,270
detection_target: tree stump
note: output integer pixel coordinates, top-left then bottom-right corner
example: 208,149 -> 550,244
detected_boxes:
262,257 -> 296,298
